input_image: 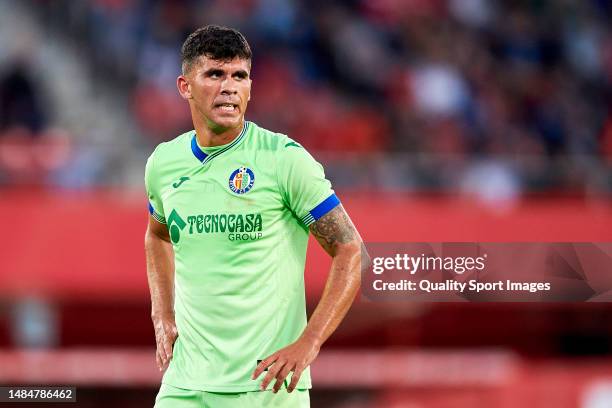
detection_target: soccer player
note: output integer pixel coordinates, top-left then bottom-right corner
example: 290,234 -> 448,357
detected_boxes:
145,25 -> 364,408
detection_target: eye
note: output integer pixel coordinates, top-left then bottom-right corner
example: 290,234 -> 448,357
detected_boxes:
234,72 -> 248,80
206,70 -> 224,79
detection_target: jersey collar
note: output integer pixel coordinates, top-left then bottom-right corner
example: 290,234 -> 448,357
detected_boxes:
191,122 -> 249,164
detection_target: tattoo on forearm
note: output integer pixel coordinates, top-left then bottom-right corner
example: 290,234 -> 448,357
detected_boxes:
309,205 -> 357,253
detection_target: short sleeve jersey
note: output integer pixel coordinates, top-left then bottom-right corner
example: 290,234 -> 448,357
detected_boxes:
144,121 -> 340,392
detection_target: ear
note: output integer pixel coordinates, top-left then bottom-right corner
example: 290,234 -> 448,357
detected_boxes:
177,75 -> 192,100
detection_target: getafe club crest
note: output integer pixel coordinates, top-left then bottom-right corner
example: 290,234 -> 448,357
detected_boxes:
229,166 -> 255,194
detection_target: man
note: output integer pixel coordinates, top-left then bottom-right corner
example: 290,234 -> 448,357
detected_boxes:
145,25 -> 364,408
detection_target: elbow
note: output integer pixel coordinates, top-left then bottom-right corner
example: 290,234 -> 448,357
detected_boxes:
359,242 -> 371,273
144,228 -> 151,248
351,241 -> 368,293
334,240 -> 365,288
333,239 -> 362,260
144,227 -> 155,249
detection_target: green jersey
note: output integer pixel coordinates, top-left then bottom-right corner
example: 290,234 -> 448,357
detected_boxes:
145,121 -> 339,392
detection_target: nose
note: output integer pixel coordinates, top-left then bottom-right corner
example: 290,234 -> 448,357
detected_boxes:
220,77 -> 238,95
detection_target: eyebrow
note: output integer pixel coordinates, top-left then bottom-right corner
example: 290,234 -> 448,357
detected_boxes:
203,68 -> 224,76
203,68 -> 249,78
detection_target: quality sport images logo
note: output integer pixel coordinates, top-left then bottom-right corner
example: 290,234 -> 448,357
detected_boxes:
229,166 -> 255,195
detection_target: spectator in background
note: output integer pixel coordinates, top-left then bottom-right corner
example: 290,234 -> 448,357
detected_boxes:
0,61 -> 47,133
0,60 -> 70,186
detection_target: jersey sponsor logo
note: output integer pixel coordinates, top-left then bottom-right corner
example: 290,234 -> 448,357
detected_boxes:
187,213 -> 262,233
186,212 -> 263,241
167,209 -> 264,242
167,209 -> 187,244
228,167 -> 255,195
172,176 -> 190,188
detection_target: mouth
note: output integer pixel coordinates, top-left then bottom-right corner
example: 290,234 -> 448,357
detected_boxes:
214,103 -> 239,113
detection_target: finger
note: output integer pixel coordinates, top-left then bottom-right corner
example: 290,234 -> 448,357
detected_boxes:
273,364 -> 293,393
287,365 -> 304,392
156,351 -> 162,371
163,337 -> 174,361
252,354 -> 277,380
157,337 -> 168,366
261,360 -> 285,391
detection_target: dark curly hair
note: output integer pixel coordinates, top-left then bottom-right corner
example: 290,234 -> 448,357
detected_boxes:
181,25 -> 252,74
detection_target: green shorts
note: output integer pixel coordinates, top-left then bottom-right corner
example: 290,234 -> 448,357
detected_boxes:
154,383 -> 310,408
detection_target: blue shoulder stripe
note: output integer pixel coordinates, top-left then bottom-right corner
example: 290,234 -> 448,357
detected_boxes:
301,193 -> 340,226
148,202 -> 166,224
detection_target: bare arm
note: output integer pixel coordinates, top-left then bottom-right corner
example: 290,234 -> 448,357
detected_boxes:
145,216 -> 177,371
303,204 -> 363,345
253,204 -> 366,392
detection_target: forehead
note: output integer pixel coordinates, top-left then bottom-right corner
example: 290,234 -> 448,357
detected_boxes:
192,55 -> 251,73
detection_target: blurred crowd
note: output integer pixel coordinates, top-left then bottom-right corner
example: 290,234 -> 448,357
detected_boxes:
0,0 -> 610,192
35,0 -> 612,157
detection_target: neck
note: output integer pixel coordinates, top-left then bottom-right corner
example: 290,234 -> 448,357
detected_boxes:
192,112 -> 244,148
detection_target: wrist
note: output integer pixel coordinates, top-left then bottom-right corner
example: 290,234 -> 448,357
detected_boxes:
300,330 -> 323,348
151,310 -> 174,321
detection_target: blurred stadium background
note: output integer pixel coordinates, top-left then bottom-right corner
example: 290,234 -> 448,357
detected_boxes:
1,0 -> 612,406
